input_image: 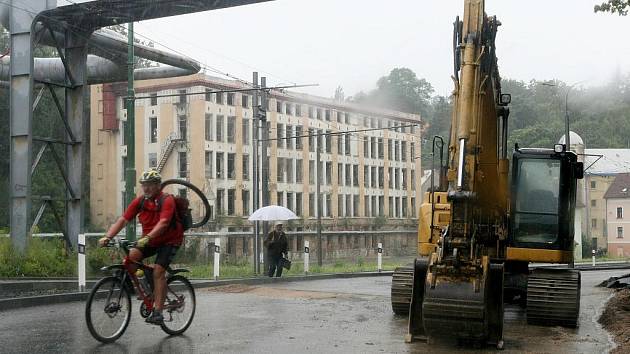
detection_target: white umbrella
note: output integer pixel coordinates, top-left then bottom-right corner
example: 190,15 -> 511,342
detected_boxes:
248,205 -> 299,221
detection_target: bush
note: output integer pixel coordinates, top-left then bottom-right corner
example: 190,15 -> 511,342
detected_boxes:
0,238 -> 76,277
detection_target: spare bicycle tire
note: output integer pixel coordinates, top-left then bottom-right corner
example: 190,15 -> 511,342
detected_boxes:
161,179 -> 211,229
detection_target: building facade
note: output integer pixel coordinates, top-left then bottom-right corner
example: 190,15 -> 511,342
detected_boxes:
604,173 -> 630,257
90,74 -> 422,230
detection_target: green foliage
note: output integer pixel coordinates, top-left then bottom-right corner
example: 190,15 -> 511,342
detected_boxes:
0,238 -> 76,277
594,0 -> 630,15
372,215 -> 387,230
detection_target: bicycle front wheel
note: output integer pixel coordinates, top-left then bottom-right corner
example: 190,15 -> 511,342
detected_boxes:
161,275 -> 196,335
85,276 -> 132,343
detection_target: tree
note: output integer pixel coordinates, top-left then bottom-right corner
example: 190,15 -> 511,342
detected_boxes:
594,0 -> 630,15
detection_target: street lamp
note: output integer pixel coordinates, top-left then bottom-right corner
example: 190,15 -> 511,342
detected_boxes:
541,80 -> 586,150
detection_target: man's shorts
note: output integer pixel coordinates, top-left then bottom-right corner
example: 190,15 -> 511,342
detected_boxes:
138,245 -> 179,268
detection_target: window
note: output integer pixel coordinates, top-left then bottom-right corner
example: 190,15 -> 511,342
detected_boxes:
243,155 -> 249,180
287,192 -> 294,211
205,89 -> 212,102
340,163 -> 345,185
241,94 -> 249,108
309,192 -> 316,217
401,141 -> 407,161
277,123 -> 284,149
242,118 -> 250,145
389,197 -> 394,217
363,166 -> 369,188
205,114 -> 213,141
227,189 -> 235,215
591,180 -> 596,189
178,89 -> 186,104
412,197 -> 416,217
402,197 -> 408,218
591,199 -> 596,207
216,189 -> 224,214
338,195 -> 344,217
402,168 -> 407,190
296,159 -> 303,183
227,93 -> 235,106
205,151 -> 213,179
242,190 -> 250,215
326,162 -> 332,185
150,93 -> 158,106
411,142 -> 415,160
296,193 -> 302,216
286,125 -> 293,150
394,169 -> 400,189
227,153 -> 235,179
345,135 -> 351,156
285,103 -> 292,115
216,92 -> 224,105
337,135 -> 344,155
227,116 -> 236,143
353,165 -> 359,187
617,207 -> 623,219
277,101 -> 282,113
325,194 -> 331,217
149,117 -> 157,143
388,139 -> 393,160
378,138 -> 384,159
365,196 -> 370,217
216,115 -> 224,142
325,130 -> 332,153
308,128 -> 315,152
317,130 -> 323,154
337,111 -> 343,123
345,113 -> 350,124
277,158 -> 285,183
345,164 -> 351,186
295,104 -> 302,117
325,109 -> 331,121
592,218 -> 597,229
287,159 -> 294,183
309,160 -> 315,184
364,137 -> 369,158
216,152 -> 224,179
371,137 -> 377,158
295,126 -> 303,150
277,192 -> 284,207
378,167 -> 384,188
371,166 -> 377,188
394,141 -> 400,161
316,108 -> 322,120
308,106 -> 314,118
178,115 -> 187,140
148,153 -> 157,169
178,151 -> 187,178
388,167 -> 394,189
618,226 -> 624,239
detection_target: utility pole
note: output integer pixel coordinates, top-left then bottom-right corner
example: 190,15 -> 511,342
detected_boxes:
261,77 -> 270,265
125,22 -> 136,241
252,72 -> 260,274
316,138 -> 323,266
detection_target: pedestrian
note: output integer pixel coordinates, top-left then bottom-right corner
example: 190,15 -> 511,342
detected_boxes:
264,222 -> 288,277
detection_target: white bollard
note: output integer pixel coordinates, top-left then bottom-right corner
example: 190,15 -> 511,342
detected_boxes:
78,234 -> 86,292
213,238 -> 220,280
304,240 -> 310,275
592,249 -> 596,267
377,242 -> 383,273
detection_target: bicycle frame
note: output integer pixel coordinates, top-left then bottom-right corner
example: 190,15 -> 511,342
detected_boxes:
121,258 -> 155,313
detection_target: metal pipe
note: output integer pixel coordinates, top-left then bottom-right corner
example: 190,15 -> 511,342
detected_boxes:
457,138 -> 466,189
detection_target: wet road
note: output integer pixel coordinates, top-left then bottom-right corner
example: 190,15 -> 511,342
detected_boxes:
0,270 -> 624,354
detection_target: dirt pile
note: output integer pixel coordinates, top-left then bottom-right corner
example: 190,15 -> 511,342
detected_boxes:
599,288 -> 630,354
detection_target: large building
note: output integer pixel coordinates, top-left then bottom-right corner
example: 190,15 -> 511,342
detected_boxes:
90,74 -> 423,230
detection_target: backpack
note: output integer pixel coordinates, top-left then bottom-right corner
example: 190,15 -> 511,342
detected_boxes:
138,193 -> 193,231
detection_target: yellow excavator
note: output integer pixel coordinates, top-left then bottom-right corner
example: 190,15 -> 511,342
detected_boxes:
391,0 -> 584,348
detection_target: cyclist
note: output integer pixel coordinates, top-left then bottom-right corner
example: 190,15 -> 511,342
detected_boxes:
98,169 -> 183,325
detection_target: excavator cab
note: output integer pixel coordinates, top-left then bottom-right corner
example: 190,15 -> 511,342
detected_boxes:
508,145 -> 583,261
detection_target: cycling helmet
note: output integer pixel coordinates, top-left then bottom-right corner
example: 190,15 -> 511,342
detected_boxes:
139,169 -> 162,184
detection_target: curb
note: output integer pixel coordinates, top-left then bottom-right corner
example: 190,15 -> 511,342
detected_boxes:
0,271 -> 393,312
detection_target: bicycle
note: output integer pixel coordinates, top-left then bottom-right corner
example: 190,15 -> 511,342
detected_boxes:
85,238 -> 196,343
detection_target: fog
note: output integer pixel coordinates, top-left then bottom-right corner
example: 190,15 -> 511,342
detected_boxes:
134,0 -> 628,98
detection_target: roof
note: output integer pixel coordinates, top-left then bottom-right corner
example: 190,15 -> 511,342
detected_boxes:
584,149 -> 630,175
604,173 -> 630,199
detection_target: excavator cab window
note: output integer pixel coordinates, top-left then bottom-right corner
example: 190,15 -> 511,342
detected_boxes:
510,148 -> 578,251
512,159 -> 561,244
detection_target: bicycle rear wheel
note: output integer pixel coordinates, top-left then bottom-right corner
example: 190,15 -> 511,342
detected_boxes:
85,276 -> 132,343
160,275 -> 196,335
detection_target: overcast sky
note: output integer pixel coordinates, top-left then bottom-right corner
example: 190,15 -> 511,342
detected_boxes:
133,0 -> 630,98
